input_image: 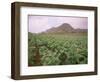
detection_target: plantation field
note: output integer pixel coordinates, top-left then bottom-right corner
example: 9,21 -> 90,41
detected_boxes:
28,32 -> 88,66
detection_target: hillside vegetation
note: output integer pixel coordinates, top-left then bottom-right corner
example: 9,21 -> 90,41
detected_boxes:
28,23 -> 88,66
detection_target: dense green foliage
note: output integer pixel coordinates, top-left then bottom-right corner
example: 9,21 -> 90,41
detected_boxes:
28,32 -> 88,66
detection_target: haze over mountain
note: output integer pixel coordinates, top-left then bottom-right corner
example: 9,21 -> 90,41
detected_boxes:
41,23 -> 87,34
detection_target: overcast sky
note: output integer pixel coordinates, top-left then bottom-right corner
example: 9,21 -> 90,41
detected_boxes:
28,15 -> 88,33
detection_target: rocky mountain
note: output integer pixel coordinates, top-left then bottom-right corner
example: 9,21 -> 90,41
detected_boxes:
42,23 -> 87,34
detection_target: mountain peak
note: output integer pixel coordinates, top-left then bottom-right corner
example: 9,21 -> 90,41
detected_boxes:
42,23 -> 87,34
57,23 -> 74,30
60,23 -> 72,27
